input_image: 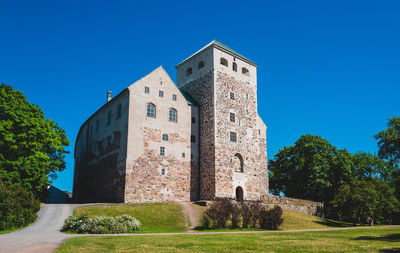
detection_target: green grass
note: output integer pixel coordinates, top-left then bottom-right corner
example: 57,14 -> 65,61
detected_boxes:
57,227 -> 400,252
73,202 -> 187,233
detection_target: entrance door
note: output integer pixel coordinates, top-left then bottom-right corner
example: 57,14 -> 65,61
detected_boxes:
235,186 -> 244,202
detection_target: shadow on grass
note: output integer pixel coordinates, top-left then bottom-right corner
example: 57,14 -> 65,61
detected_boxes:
353,234 -> 400,242
380,248 -> 400,253
314,219 -> 354,227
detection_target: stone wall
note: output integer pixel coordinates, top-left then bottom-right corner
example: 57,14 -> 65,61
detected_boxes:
264,195 -> 324,216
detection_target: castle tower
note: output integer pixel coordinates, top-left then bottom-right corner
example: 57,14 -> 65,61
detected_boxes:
176,40 -> 268,201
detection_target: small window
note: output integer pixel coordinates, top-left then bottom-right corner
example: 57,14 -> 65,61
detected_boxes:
169,108 -> 177,122
107,110 -> 112,125
160,146 -> 165,156
191,135 -> 196,143
117,104 -> 122,119
233,62 -> 237,72
172,94 -> 177,101
191,117 -> 196,124
242,67 -> 249,76
230,113 -> 235,123
159,90 -> 164,97
230,132 -> 237,142
147,103 -> 156,118
161,168 -> 165,175
198,61 -> 205,69
145,86 -> 150,94
230,92 -> 235,100
186,67 -> 193,76
246,94 -> 248,99
259,129 -> 261,135
246,109 -> 249,115
191,154 -> 193,159
182,153 -> 185,158
220,58 -> 228,67
162,134 -> 169,141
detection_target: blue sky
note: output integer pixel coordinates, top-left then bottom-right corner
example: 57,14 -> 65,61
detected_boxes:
1,0 -> 399,191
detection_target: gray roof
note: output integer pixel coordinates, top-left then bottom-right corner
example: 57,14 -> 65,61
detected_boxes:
180,90 -> 199,106
176,40 -> 257,68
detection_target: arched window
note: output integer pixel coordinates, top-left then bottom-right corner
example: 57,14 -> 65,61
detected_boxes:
232,62 -> 237,72
162,134 -> 169,141
169,108 -> 177,122
220,58 -> 228,67
186,67 -> 193,76
147,103 -> 156,118
242,67 -> 249,76
198,61 -> 204,69
234,153 -> 244,172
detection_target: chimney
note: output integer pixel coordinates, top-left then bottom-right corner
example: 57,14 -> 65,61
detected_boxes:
106,91 -> 112,103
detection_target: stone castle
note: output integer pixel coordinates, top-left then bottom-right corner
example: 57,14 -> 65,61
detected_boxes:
72,40 -> 268,203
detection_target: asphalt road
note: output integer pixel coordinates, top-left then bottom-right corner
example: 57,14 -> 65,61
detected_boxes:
0,204 -> 82,253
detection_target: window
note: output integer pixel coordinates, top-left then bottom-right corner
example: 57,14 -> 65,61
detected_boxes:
117,104 -> 122,119
160,146 -> 165,156
198,61 -> 204,69
235,153 -> 244,172
169,108 -> 177,122
233,62 -> 237,72
172,94 -> 177,101
230,92 -> 235,100
161,168 -> 165,175
191,135 -> 196,143
191,117 -> 196,124
230,113 -> 235,123
220,58 -> 228,67
246,94 -> 248,99
186,67 -> 193,76
230,132 -> 237,142
145,86 -> 150,94
162,134 -> 169,141
147,103 -> 156,118
159,90 -> 164,97
107,110 -> 112,125
191,154 -> 193,159
242,67 -> 249,76
182,153 -> 185,158
259,129 -> 261,135
246,109 -> 249,115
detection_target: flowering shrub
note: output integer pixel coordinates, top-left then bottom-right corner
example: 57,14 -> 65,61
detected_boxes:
62,214 -> 141,234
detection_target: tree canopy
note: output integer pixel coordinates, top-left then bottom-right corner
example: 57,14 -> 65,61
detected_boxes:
375,117 -> 400,167
268,134 -> 353,202
0,84 -> 69,197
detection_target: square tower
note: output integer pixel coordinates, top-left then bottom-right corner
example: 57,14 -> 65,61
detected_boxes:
176,40 -> 268,201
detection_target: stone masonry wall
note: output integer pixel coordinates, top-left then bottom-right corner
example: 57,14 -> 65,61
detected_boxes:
180,71 -> 216,200
214,71 -> 268,200
264,195 -> 324,216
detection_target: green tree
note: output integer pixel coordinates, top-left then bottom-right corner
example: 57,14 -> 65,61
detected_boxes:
352,152 -> 391,183
0,84 -> 69,197
268,134 -> 353,202
331,179 -> 399,225
375,117 -> 400,167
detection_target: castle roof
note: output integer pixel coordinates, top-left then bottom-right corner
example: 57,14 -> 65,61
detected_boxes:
176,40 -> 257,68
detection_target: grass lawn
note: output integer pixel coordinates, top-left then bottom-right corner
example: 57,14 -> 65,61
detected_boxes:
73,202 -> 187,233
57,227 -> 400,253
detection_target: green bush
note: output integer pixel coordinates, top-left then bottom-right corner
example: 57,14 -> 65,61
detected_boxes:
201,198 -> 283,230
62,214 -> 141,234
0,180 -> 40,230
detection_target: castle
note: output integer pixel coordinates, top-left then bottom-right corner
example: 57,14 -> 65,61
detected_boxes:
72,40 -> 268,203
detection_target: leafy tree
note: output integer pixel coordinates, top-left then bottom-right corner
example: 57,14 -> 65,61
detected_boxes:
269,134 -> 353,202
352,152 -> 391,183
0,84 -> 69,197
331,179 -> 399,225
375,117 -> 400,167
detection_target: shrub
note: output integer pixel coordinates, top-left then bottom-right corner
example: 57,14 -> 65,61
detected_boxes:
62,214 -> 141,234
0,180 -> 40,230
201,198 -> 284,230
258,206 -> 284,230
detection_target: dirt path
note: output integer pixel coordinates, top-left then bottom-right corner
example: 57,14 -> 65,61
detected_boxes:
177,201 -> 200,231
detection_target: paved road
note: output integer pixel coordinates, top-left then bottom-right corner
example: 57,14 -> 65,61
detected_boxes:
0,204 -> 82,253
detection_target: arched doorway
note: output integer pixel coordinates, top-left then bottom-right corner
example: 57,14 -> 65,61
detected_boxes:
235,186 -> 244,202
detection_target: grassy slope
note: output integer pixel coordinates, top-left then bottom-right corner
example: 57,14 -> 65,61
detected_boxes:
57,227 -> 400,253
73,202 -> 187,233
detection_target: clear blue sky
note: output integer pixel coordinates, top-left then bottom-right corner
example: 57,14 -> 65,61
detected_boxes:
1,0 -> 399,192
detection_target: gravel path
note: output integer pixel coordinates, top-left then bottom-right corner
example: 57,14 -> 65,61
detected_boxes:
177,202 -> 200,231
0,204 -> 82,253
